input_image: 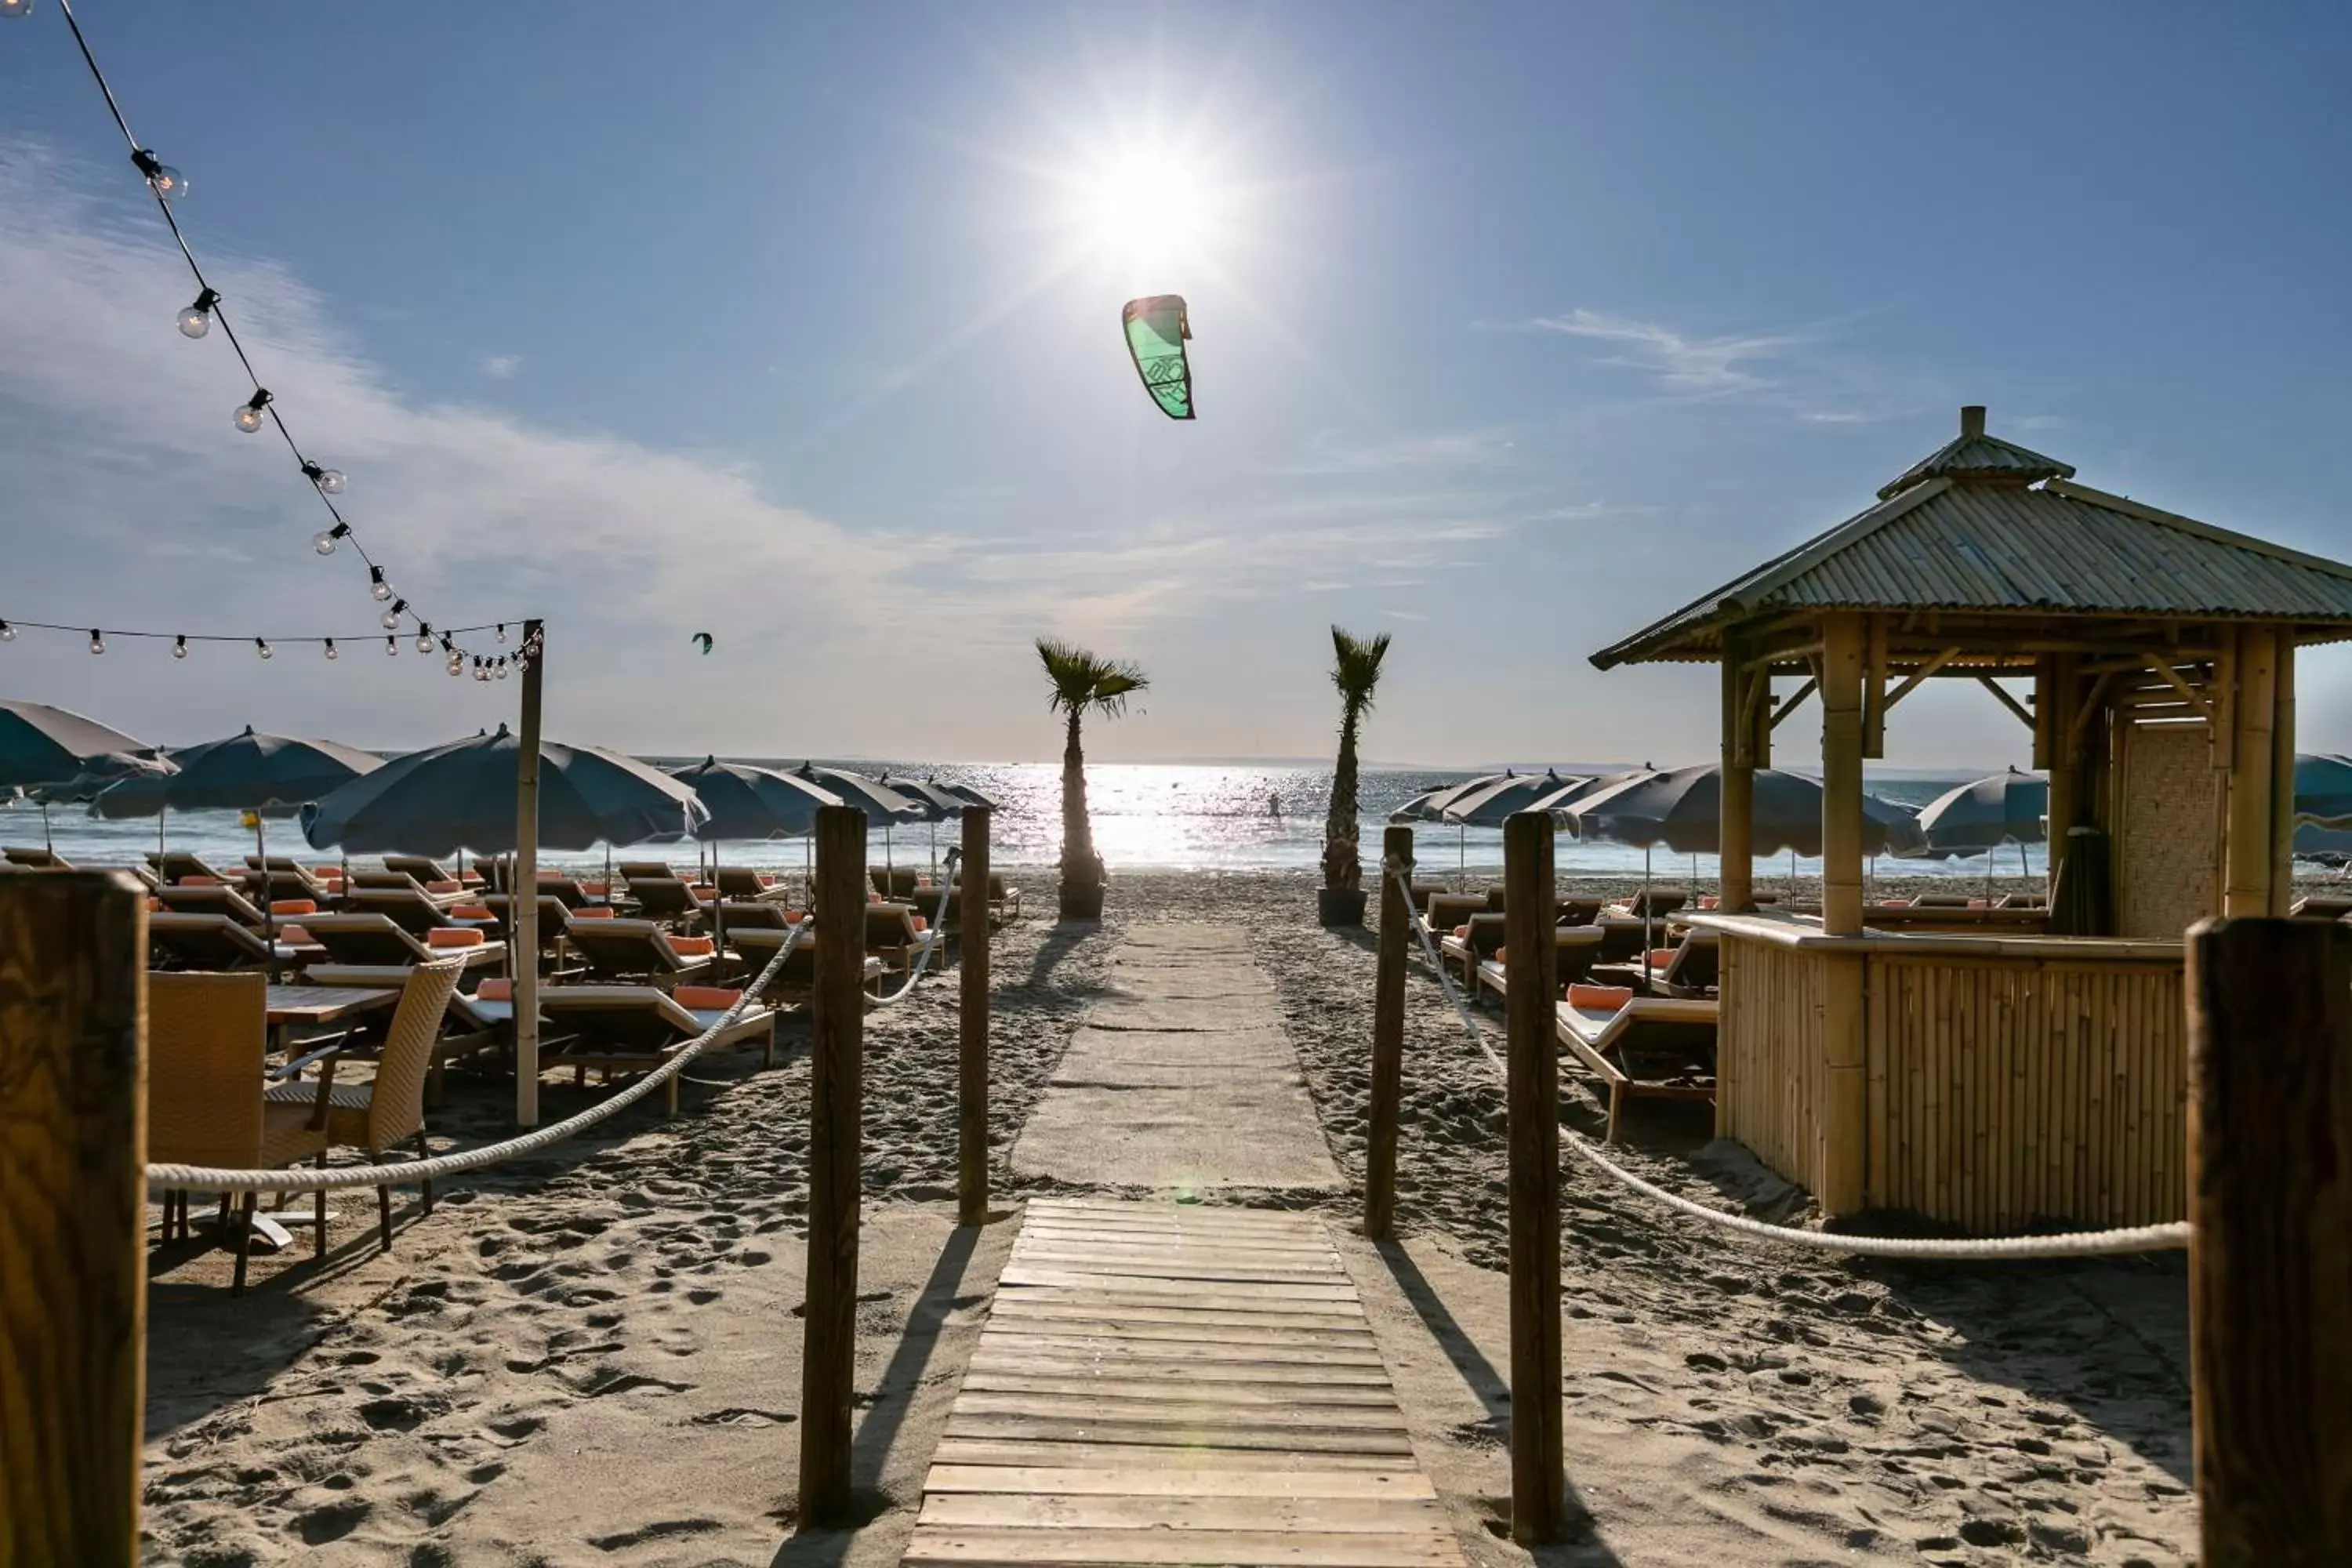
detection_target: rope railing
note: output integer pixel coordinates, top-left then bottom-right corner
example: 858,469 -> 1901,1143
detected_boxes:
869,848 -> 959,1009
1382,863 -> 2190,1259
145,924 -> 807,1195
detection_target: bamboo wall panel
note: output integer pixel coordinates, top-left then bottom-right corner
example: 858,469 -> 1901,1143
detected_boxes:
1870,955 -> 2186,1229
1716,937 -> 1831,1197
2114,720 -> 2220,939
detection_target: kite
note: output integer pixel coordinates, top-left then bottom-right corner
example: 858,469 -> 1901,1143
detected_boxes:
1122,295 -> 1193,420
691,632 -> 714,655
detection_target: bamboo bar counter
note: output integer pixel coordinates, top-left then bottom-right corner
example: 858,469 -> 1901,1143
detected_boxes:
1592,406 -> 2352,1230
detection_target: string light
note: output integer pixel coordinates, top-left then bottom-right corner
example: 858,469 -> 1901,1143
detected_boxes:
172,634 -> 187,659
494,656 -> 509,681
89,629 -> 104,654
176,286 -> 218,339
495,623 -> 507,644
415,626 -> 434,653
1,1 -> 36,22
0,614 -> 535,665
38,0 -> 521,667
379,598 -> 405,630
384,636 -> 397,656
0,621 -> 15,641
322,637 -> 337,660
254,637 -> 272,660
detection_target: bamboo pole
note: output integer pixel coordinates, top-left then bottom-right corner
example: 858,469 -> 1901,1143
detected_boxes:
1366,824 -> 1413,1240
1820,612 -> 1866,936
2223,626 -> 2277,917
513,622 -> 544,1127
2186,916 -> 2352,1563
957,807 -> 991,1228
1720,634 -> 1754,911
800,805 -> 867,1527
2270,642 -> 2296,917
0,871 -> 147,1566
1501,812 -> 1564,1544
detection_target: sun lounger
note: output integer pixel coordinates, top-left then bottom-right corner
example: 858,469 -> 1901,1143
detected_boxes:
1621,890 -> 1687,920
622,876 -> 706,926
536,984 -> 777,1114
157,882 -> 273,929
1592,916 -> 1654,966
382,855 -> 461,885
866,901 -> 943,979
1554,989 -> 1719,1142
1424,892 -> 1486,936
713,866 -> 794,902
147,970 -> 334,1292
4,845 -> 69,867
1472,925 -> 1606,1001
298,913 -> 506,971
871,867 -> 924,899
1439,912 -> 1507,988
618,859 -> 683,883
149,912 -> 278,971
2292,893 -> 2352,921
151,850 -> 238,884
710,898 -> 799,930
1645,929 -> 1719,997
724,924 -> 880,999
565,916 -> 718,987
344,885 -> 474,935
1558,897 -> 1605,927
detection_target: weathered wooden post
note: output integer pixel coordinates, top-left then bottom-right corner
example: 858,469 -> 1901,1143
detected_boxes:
2186,917 -> 2352,1564
0,872 -> 147,1566
799,804 -> 867,1526
958,806 -> 992,1227
512,620 -> 544,1127
1501,811 -> 1565,1543
1365,823 -> 1412,1239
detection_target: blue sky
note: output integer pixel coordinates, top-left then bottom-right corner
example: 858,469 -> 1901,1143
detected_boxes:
2,1 -> 2348,767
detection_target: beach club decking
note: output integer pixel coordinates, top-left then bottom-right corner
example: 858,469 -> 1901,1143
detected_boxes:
1591,406 -> 2352,1229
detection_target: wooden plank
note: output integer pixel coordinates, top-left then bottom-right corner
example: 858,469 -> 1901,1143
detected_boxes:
942,1416 -> 1417,1456
1027,1201 -> 1317,1228
928,1440 -> 1406,1473
986,1305 -> 1377,1341
950,1393 -> 1409,1430
921,1467 -> 1436,1501
997,1277 -> 1362,1307
1004,1259 -> 1348,1285
963,1372 -> 1398,1403
1013,1227 -> 1341,1255
970,1334 -> 1385,1367
918,1494 -> 1451,1532
902,1525 -> 1459,1566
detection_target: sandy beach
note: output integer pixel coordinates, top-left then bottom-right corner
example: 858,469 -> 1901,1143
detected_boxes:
141,869 -> 2197,1566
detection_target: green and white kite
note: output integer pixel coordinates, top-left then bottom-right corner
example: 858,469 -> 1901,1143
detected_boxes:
1122,295 -> 1193,420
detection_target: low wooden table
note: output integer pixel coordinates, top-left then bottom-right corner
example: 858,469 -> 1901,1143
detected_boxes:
263,983 -> 398,1058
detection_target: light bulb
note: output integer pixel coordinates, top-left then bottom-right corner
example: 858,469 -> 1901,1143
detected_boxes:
0,621 -> 15,642
323,639 -> 339,660
495,623 -> 508,644
446,653 -> 464,676
172,635 -> 187,659
147,164 -> 186,202
89,630 -> 105,655
495,659 -> 510,681
1,1 -> 36,21
384,636 -> 398,656
302,461 -> 347,495
314,526 -> 343,556
380,608 -> 401,631
234,390 -> 271,433
176,289 -> 220,339
473,659 -> 488,682
369,568 -> 391,601
416,630 -> 434,653
256,638 -> 273,661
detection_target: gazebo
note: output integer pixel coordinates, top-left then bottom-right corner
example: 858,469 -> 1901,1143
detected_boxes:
1589,406 -> 2352,1229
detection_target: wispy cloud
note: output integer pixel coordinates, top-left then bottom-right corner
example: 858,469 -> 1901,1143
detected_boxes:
1283,426 -> 1519,476
1519,308 -> 1806,397
480,354 -> 522,379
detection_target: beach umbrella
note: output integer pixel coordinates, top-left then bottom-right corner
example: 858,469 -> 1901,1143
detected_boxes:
789,763 -> 920,876
1917,767 -> 2046,891
938,779 -> 1000,811
669,756 -> 838,945
11,751 -> 175,855
2292,753 -> 2352,828
1439,769 -> 1588,827
880,773 -> 972,877
1384,773 -> 1519,886
0,699 -> 165,793
303,723 -> 707,858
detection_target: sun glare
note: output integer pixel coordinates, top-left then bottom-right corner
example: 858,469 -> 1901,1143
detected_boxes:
1064,143 -> 1232,281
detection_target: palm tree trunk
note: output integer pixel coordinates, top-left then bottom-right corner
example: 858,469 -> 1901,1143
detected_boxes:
1061,710 -> 1097,890
1323,702 -> 1363,892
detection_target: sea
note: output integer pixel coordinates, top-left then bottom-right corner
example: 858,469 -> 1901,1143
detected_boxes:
6,760 -> 2044,881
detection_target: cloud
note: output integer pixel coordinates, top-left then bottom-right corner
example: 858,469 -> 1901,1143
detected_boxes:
1283,426 -> 1519,475
480,354 -> 522,379
1519,308 -> 1806,397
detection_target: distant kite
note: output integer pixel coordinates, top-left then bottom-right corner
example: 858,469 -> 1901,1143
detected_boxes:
691,632 -> 714,655
1122,295 -> 1193,420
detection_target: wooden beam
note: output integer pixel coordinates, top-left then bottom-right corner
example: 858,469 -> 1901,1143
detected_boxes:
958,807 -> 992,1227
0,872 -> 147,1568
1365,825 -> 1412,1240
1974,674 -> 2037,730
1721,644 -> 1754,910
2143,657 -> 2217,724
2070,670 -> 2118,747
1737,661 -> 1769,762
1501,814 -> 1565,1544
1882,646 -> 1962,711
512,622 -> 544,1128
1863,614 -> 1889,760
1820,613 -> 1866,938
2271,647 -> 2297,919
2186,918 -> 2352,1563
2223,629 -> 2278,918
1769,677 -> 1817,731
800,804 -> 869,1527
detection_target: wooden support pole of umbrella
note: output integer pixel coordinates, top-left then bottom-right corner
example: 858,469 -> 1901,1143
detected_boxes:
514,625 -> 545,1128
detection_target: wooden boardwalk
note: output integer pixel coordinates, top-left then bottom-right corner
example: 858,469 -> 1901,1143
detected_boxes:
906,1197 -> 1465,1566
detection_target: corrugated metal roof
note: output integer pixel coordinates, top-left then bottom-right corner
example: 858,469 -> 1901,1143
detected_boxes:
1591,427 -> 2352,670
1877,431 -> 2074,499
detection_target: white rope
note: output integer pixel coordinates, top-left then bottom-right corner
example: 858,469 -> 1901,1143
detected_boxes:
869,855 -> 958,1008
146,924 -> 807,1195
1381,865 -> 2188,1259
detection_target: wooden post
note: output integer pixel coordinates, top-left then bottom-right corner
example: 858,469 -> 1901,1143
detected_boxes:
1719,637 -> 1754,912
2270,642 -> 2296,917
513,622 -> 544,1127
1365,824 -> 1413,1239
1819,612 -> 1865,936
1501,812 -> 1564,1544
2223,626 -> 2277,917
957,807 -> 991,1227
2186,917 -> 2352,1563
2042,653 -> 2080,897
799,804 -> 867,1526
0,872 -> 147,1566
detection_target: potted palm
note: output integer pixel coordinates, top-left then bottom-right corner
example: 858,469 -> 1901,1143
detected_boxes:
1036,638 -> 1149,920
1319,625 -> 1392,926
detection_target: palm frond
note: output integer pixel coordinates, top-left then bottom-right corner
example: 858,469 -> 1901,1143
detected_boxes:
1037,638 -> 1150,717
1329,626 -> 1392,710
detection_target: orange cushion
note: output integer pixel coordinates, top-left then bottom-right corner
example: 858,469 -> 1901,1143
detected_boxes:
1968,898 -> 1991,909
270,898 -> 317,916
427,927 -> 485,949
425,879 -> 463,894
1452,924 -> 1471,938
688,884 -> 716,898
1648,948 -> 1677,968
673,985 -> 741,1011
573,906 -> 615,919
147,896 -> 165,912
452,903 -> 495,920
1566,983 -> 1635,1011
281,924 -> 314,945
1697,895 -> 1719,909
477,978 -> 514,1001
581,880 -> 609,895
670,935 -> 716,956
184,875 -> 221,887
785,909 -> 808,924
1877,898 -> 1907,908
911,916 -> 927,934
1493,947 -> 1505,964
868,890 -> 881,902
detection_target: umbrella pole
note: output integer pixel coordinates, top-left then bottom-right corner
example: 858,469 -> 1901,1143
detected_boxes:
1790,847 -> 1798,905
1643,843 -> 1653,957
256,813 -> 275,983
1457,824 -> 1465,891
159,805 -> 168,858
41,799 -> 50,858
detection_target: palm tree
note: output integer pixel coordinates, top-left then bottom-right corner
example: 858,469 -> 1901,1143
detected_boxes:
1320,626 -> 1392,924
1036,638 -> 1149,919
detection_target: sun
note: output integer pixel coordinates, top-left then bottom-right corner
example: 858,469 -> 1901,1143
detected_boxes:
1062,141 -> 1232,281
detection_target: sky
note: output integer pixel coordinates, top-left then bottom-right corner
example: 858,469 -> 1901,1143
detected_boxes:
2,1 -> 2349,769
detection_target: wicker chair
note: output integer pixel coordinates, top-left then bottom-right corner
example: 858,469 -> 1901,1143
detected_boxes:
264,958 -> 463,1251
148,971 -> 332,1294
